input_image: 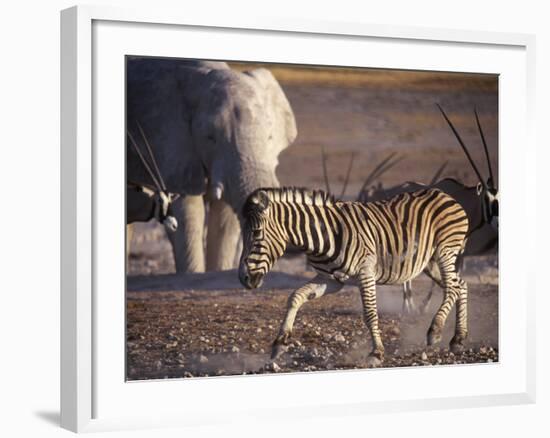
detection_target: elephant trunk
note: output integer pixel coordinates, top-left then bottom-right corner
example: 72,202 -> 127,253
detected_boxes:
209,157 -> 280,217
205,159 -> 279,271
229,165 -> 280,217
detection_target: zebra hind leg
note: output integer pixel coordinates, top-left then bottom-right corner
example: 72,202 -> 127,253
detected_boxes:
425,250 -> 464,348
449,276 -> 468,353
271,275 -> 342,360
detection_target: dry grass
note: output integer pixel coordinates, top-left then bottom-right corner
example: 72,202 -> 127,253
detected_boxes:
228,61 -> 497,91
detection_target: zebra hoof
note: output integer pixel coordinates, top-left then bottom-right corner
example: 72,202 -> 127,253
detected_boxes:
450,342 -> 465,354
271,333 -> 290,360
450,336 -> 466,354
271,342 -> 288,360
427,328 -> 442,346
366,354 -> 383,368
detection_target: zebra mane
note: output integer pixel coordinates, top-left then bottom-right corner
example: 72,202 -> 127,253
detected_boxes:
261,187 -> 336,206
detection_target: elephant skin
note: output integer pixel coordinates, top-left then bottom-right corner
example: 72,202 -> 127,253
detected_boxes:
127,58 -> 297,272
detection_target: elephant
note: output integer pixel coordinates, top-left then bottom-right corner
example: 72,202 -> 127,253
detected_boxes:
126,58 -> 297,272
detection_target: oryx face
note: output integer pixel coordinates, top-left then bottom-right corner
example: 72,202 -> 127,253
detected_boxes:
154,191 -> 178,233
438,105 -> 498,233
477,183 -> 499,230
485,188 -> 499,230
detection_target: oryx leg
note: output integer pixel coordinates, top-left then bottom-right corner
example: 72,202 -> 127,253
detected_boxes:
419,281 -> 435,315
425,250 -> 468,351
403,278 -> 436,316
166,195 -> 206,273
402,280 -> 417,315
358,263 -> 385,366
272,275 -> 343,359
419,262 -> 441,315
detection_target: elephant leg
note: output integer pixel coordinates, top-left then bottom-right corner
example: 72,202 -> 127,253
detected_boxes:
167,195 -> 206,273
126,224 -> 134,271
206,199 -> 241,271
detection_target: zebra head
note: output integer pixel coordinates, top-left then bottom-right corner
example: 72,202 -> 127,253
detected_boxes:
437,104 -> 499,231
239,189 -> 286,289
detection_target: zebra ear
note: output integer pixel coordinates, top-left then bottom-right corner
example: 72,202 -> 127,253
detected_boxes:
251,190 -> 270,211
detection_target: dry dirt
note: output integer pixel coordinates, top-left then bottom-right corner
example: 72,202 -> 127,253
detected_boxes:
127,250 -> 498,380
127,66 -> 499,380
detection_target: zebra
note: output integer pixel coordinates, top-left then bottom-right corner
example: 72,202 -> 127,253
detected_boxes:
238,186 -> 469,366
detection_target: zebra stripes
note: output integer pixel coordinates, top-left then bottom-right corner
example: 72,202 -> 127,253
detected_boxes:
238,187 -> 469,365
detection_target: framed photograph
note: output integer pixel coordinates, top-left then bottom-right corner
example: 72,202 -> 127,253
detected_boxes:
61,5 -> 536,433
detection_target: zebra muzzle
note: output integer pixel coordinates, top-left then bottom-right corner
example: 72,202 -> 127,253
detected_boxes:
239,268 -> 264,289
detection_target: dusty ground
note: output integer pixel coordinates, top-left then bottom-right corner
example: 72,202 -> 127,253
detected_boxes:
127,247 -> 498,380
127,65 -> 499,380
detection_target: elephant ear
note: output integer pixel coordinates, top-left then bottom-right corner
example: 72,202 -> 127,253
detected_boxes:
127,58 -> 207,195
244,68 -> 298,153
176,61 -> 230,112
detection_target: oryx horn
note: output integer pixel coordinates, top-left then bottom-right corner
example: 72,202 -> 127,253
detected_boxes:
429,161 -> 449,185
340,151 -> 356,198
136,122 -> 167,192
359,152 -> 403,195
127,129 -> 163,192
436,104 -> 487,189
321,146 -> 331,194
474,107 -> 496,189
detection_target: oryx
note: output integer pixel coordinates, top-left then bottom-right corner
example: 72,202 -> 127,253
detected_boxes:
126,124 -> 179,253
359,105 -> 498,314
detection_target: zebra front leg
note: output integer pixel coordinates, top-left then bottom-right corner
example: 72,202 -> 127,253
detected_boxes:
272,275 -> 342,360
358,265 -> 384,367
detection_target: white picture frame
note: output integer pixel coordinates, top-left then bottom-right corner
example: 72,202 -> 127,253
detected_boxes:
60,4 -> 536,433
